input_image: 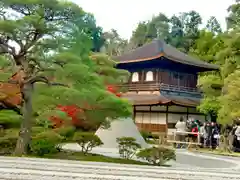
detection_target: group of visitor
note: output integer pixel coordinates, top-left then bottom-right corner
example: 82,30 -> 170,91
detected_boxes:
174,117 -> 240,151
199,122 -> 220,149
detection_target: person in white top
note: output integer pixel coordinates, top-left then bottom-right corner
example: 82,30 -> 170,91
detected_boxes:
175,117 -> 186,147
233,121 -> 240,152
199,123 -> 207,147
235,125 -> 240,138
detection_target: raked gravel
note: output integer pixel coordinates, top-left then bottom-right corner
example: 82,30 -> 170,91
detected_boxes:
0,156 -> 240,180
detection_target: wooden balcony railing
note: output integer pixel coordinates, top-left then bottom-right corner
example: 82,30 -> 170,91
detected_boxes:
118,83 -> 161,91
118,83 -> 200,93
159,83 -> 199,93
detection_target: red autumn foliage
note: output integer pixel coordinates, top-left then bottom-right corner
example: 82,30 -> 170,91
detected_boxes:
50,85 -> 122,128
0,71 -> 23,108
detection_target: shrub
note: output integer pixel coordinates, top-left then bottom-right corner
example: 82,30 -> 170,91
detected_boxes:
0,110 -> 22,129
0,129 -> 18,155
140,130 -> 151,141
73,132 -> 103,154
136,146 -> 176,166
30,131 -> 63,156
140,130 -> 159,140
32,127 -> 46,135
54,126 -> 76,141
116,137 -> 141,159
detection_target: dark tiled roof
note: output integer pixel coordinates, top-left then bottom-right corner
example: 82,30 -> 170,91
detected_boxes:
122,93 -> 199,107
115,39 -> 219,70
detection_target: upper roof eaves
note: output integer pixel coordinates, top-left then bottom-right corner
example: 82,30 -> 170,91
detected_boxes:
115,39 -> 219,70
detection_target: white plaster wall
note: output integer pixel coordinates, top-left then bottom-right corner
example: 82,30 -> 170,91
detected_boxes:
135,112 -> 143,123
135,112 -> 166,124
168,113 -> 186,123
145,71 -> 154,81
158,113 -> 167,124
142,113 -> 151,123
132,72 -> 139,82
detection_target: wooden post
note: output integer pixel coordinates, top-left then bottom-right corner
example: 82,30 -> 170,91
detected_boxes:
133,105 -> 136,123
150,105 -> 152,133
197,132 -> 201,144
166,105 -> 169,139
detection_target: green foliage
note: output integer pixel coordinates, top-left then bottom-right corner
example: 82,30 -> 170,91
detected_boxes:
129,10 -> 206,53
32,126 -> 46,135
0,56 -> 12,81
195,13 -> 240,124
218,70 -> 240,124
116,137 -> 141,159
0,0 -> 131,157
206,16 -> 222,34
54,126 -> 76,141
73,132 -> 103,154
226,1 -> 240,29
0,129 -> 19,154
102,29 -> 129,56
136,147 -> 176,166
35,109 -> 71,128
190,30 -> 225,63
140,130 -> 158,141
0,110 -> 22,128
30,131 -> 63,156
140,130 -> 151,141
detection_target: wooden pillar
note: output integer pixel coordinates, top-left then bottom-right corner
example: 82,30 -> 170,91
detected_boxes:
150,105 -> 152,133
141,70 -> 145,82
133,105 -> 136,123
166,105 -> 169,135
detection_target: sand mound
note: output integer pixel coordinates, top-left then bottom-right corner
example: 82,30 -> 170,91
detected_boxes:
95,117 -> 149,149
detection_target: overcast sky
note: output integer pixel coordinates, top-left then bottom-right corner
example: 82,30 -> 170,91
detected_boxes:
72,0 -> 235,39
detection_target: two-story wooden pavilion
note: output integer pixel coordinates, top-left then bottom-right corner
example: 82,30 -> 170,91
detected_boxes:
115,39 -> 218,135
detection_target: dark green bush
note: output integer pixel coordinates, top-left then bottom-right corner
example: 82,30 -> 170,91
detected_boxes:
0,129 -> 19,155
136,146 -> 176,166
140,130 -> 159,140
73,132 -> 103,154
140,130 -> 151,140
30,131 -> 63,156
116,137 -> 141,159
0,110 -> 22,129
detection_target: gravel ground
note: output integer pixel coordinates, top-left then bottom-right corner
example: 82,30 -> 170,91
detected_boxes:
0,155 -> 240,180
62,144 -> 240,169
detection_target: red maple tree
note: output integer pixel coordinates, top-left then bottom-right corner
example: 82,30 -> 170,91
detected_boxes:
50,85 -> 122,128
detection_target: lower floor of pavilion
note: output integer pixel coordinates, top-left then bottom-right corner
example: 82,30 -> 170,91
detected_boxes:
133,104 -> 206,135
122,91 -> 206,135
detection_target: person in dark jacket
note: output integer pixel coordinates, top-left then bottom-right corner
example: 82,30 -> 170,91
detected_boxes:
211,122 -> 220,149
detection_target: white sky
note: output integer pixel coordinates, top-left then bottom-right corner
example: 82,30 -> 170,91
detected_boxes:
73,0 -> 235,39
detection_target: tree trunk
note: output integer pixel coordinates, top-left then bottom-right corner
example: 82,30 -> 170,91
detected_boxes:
14,83 -> 33,156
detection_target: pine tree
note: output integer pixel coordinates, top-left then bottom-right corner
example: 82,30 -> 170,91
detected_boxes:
0,0 -> 131,155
